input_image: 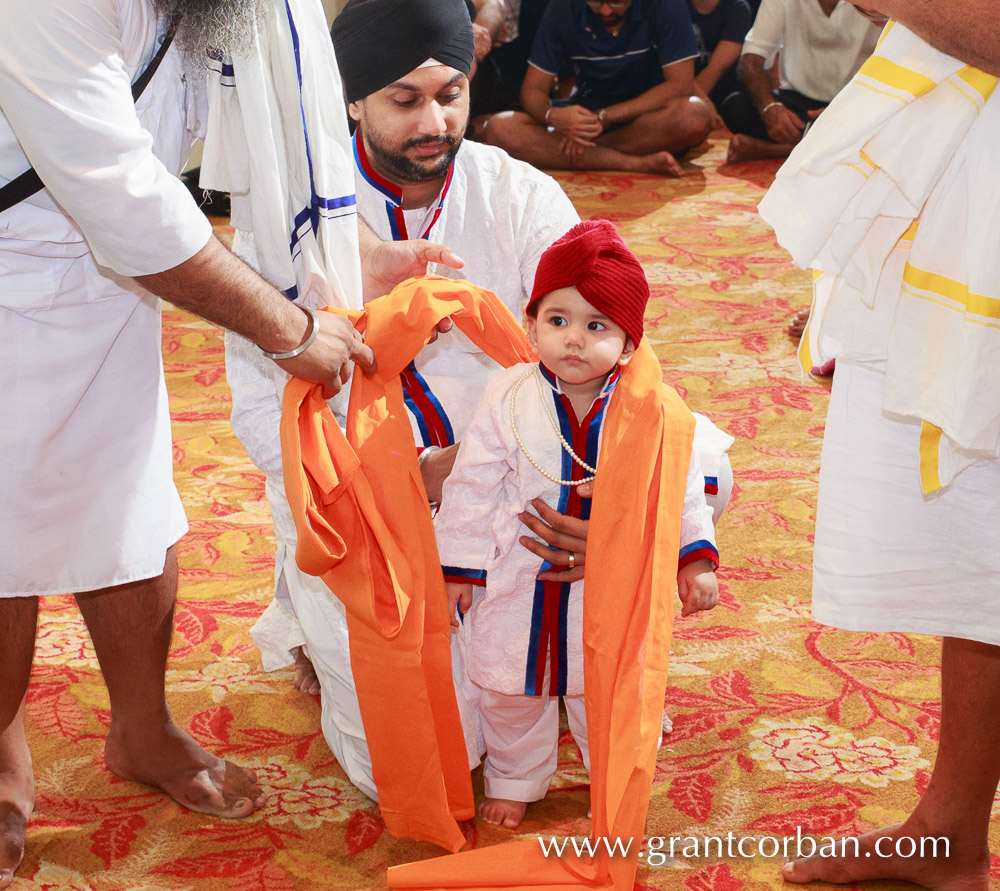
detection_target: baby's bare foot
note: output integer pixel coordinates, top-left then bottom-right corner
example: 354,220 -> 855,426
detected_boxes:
478,797 -> 527,829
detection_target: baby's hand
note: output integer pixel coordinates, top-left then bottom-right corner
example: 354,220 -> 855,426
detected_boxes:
446,581 -> 474,628
677,558 -> 719,617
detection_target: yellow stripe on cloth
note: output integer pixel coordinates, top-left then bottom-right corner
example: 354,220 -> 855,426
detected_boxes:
875,19 -> 894,49
902,263 -> 1000,322
797,270 -> 821,374
857,56 -> 938,99
956,66 -> 999,102
919,421 -> 944,493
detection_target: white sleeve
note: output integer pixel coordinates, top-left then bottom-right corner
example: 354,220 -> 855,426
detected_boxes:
741,0 -> 785,65
678,446 -> 720,568
0,0 -> 211,275
435,378 -> 514,578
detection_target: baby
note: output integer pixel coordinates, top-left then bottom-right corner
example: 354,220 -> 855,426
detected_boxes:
435,220 -> 720,829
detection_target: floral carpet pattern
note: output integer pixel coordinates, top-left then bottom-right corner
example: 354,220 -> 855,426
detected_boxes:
20,136 -> 1000,890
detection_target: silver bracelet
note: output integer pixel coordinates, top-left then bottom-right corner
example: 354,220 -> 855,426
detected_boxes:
544,106 -> 553,124
760,101 -> 784,116
257,302 -> 319,360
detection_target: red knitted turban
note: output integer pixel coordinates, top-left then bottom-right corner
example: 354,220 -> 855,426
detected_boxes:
527,220 -> 649,347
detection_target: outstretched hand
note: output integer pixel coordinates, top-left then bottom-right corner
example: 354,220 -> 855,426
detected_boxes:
362,238 -> 465,302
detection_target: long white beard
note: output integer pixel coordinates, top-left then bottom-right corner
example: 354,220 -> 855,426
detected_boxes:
156,0 -> 272,63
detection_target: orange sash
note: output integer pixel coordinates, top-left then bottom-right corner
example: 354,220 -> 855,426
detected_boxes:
280,277 -> 535,853
387,296 -> 694,890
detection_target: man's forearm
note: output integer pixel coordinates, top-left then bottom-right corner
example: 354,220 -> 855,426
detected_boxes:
737,54 -> 776,112
869,0 -> 1000,72
136,235 -> 308,354
521,82 -> 553,125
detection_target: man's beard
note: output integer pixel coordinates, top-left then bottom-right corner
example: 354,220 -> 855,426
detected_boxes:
364,131 -> 464,185
155,0 -> 269,62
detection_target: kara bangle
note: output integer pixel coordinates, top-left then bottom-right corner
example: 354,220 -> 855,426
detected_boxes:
544,106 -> 553,124
760,101 -> 784,116
258,302 -> 319,360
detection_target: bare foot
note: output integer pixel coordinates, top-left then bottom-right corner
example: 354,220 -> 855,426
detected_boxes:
104,718 -> 265,819
0,723 -> 33,890
292,646 -> 321,696
629,151 -> 683,177
726,133 -> 792,164
782,822 -> 990,890
478,797 -> 528,829
788,307 -> 810,341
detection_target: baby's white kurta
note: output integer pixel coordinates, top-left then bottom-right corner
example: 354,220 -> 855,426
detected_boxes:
435,362 -> 718,799
436,362 -> 717,697
0,0 -> 212,596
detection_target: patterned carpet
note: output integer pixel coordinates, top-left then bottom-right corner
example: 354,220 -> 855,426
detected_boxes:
20,134 -> 999,890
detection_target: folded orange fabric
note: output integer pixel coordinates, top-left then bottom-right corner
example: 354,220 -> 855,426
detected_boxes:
280,277 -> 535,853
387,317 -> 694,889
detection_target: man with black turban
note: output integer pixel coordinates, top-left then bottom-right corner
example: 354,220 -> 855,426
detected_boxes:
241,0 -> 585,801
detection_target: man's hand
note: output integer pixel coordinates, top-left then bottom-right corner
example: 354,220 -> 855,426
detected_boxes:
558,136 -> 592,162
519,490 -> 591,583
472,23 -> 493,62
361,237 -> 465,302
446,581 -> 474,628
419,443 -> 460,504
547,105 -> 604,142
274,311 -> 376,399
677,559 -> 719,617
763,103 -> 806,145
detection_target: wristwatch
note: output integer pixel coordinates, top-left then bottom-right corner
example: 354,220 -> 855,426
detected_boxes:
598,108 -> 608,127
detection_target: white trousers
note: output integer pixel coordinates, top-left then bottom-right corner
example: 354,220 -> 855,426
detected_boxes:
479,689 -> 589,802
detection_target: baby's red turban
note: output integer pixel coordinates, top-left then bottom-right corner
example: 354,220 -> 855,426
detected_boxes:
528,219 -> 649,347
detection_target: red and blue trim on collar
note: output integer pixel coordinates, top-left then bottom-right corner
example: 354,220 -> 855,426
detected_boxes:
352,129 -> 454,242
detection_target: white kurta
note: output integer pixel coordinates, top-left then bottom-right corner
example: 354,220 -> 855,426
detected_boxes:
435,363 -> 718,698
0,0 -> 213,596
741,0 -> 880,102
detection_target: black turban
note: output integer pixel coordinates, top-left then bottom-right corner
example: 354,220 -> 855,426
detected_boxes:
332,0 -> 475,103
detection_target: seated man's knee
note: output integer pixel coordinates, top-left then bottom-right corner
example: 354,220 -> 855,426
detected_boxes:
481,110 -> 533,149
678,96 -> 713,147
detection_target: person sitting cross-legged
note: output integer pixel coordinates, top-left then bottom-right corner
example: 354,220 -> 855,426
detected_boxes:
481,0 -> 713,176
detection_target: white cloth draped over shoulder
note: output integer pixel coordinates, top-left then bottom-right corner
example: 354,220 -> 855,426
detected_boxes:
0,0 -> 211,597
758,21 -> 1000,494
200,0 -> 362,310
201,0 -> 364,671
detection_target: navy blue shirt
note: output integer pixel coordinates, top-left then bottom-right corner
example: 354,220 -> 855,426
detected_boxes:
529,0 -> 699,108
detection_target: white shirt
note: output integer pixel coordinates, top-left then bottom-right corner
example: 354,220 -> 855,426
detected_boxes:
741,0 -> 881,102
0,0 -> 211,274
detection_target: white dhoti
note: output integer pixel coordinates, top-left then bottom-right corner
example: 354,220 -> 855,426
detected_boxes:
813,362 -> 1000,645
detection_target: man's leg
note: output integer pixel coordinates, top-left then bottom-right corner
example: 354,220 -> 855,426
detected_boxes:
0,597 -> 36,890
597,97 -> 712,156
482,111 -> 686,176
75,547 -> 265,818
784,636 -> 998,890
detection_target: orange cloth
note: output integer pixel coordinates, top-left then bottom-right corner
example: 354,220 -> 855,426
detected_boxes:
387,316 -> 694,889
280,277 -> 535,853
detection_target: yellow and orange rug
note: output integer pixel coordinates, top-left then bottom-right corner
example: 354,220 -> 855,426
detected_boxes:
19,136 -> 998,890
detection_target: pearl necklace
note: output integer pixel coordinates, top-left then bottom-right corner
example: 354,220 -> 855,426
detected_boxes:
509,367 -> 598,487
